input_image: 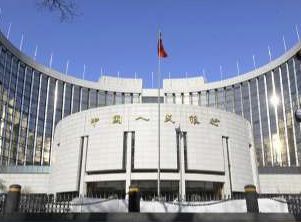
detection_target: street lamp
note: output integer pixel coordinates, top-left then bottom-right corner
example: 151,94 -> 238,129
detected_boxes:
295,108 -> 301,123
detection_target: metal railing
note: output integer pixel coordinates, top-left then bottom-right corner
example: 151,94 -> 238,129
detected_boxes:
0,193 -> 5,214
19,194 -> 70,213
0,193 -> 300,215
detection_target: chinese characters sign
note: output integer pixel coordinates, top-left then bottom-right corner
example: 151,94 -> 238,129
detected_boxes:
164,114 -> 175,124
112,115 -> 122,124
90,117 -> 99,127
210,118 -> 220,127
189,115 -> 200,125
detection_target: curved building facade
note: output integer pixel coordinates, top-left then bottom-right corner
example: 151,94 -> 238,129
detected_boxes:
0,29 -> 301,194
49,104 -> 257,198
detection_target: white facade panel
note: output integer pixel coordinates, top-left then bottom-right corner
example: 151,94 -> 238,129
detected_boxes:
49,115 -> 84,193
87,128 -> 124,171
47,104 -> 257,195
259,174 -> 301,194
0,174 -> 49,193
134,129 -> 158,169
186,126 -> 224,172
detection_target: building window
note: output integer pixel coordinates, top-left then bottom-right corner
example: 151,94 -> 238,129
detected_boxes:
89,89 -> 97,108
97,91 -> 106,107
124,93 -> 132,104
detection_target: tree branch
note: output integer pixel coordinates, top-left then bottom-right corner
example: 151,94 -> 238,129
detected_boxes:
37,0 -> 78,22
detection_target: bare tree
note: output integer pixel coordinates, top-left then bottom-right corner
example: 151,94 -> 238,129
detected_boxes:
37,0 -> 78,22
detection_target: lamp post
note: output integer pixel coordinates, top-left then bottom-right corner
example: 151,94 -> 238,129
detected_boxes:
295,108 -> 301,123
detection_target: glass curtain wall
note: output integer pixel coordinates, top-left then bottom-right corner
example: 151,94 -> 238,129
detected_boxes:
186,55 -> 301,167
0,43 -> 139,167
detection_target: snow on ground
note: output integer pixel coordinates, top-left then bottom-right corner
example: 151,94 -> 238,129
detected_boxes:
70,198 -> 288,213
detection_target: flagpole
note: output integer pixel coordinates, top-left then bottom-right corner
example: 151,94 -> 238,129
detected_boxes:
19,33 -> 24,51
268,45 -> 272,62
296,25 -> 300,42
151,72 -> 154,88
157,30 -> 161,199
282,35 -> 287,52
252,54 -> 256,69
34,45 -> 38,60
7,22 -> 12,39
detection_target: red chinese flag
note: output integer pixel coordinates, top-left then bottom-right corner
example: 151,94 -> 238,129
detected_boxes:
157,33 -> 168,58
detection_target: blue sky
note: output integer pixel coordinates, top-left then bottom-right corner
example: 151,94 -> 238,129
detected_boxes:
0,0 -> 301,88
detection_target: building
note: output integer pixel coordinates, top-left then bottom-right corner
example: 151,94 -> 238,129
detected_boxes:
0,30 -> 301,196
49,104 -> 258,199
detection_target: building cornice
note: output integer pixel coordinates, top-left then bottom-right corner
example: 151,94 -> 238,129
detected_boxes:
1,30 -> 300,93
0,31 -> 142,93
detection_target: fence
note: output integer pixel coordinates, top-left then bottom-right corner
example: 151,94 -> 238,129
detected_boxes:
0,193 -> 300,215
0,193 -> 5,213
19,194 -> 71,213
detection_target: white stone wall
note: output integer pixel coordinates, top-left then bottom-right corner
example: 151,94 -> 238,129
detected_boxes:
49,114 -> 85,193
49,104 -> 257,194
226,120 -> 255,192
86,106 -> 126,172
185,119 -> 224,172
98,76 -> 142,93
259,174 -> 301,194
0,174 -> 49,193
163,77 -> 205,93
